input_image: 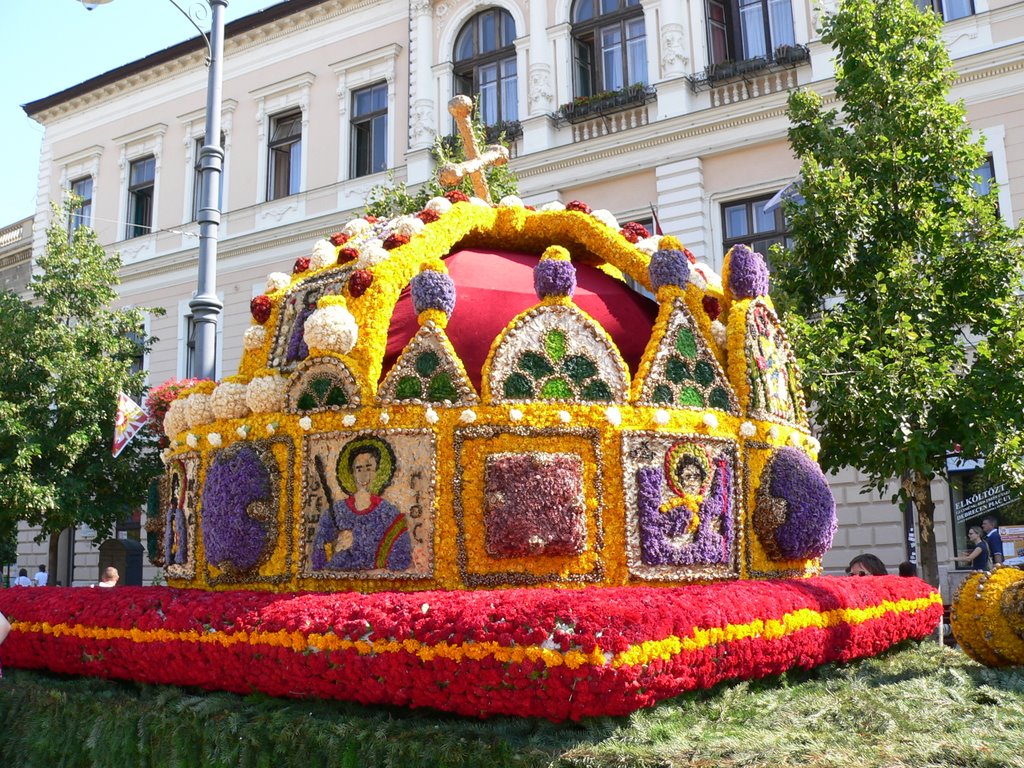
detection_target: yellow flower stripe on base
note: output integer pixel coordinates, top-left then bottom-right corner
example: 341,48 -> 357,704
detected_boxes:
13,593 -> 938,672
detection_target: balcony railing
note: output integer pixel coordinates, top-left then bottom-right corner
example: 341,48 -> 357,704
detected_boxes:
553,83 -> 657,126
687,44 -> 811,92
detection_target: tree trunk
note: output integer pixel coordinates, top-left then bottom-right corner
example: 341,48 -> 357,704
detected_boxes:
903,471 -> 939,588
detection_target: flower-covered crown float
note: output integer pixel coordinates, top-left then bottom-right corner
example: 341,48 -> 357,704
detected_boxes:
156,105 -> 835,595
0,100 -> 941,722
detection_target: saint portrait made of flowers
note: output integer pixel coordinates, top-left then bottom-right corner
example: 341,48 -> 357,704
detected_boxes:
162,454 -> 199,578
303,430 -> 435,579
623,433 -> 740,581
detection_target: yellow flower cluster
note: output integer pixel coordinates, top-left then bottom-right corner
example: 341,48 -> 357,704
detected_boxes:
951,565 -> 1024,667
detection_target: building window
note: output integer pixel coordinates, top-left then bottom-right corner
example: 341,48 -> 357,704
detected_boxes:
267,112 -> 302,200
192,134 -> 225,221
915,0 -> 973,21
126,156 -> 155,239
705,0 -> 796,65
351,83 -> 388,178
68,176 -> 93,237
571,0 -> 648,98
454,9 -> 518,126
722,194 -> 793,258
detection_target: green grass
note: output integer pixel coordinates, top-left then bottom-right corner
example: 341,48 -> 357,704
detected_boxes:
2,640 -> 1022,767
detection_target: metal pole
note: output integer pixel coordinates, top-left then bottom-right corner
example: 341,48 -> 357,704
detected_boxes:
189,0 -> 227,381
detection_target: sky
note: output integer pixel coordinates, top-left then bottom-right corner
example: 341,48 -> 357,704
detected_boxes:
0,0 -> 276,226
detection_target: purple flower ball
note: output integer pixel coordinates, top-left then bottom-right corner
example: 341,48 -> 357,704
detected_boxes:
410,270 -> 456,317
648,249 -> 690,292
727,244 -> 770,299
534,259 -> 577,299
759,447 -> 836,560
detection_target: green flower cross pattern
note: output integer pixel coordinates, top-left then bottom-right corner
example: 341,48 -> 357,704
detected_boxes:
502,329 -> 613,401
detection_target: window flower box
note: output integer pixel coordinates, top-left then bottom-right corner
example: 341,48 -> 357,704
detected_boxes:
555,83 -> 656,125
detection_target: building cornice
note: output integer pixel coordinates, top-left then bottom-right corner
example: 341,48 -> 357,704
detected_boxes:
23,0 -> 385,125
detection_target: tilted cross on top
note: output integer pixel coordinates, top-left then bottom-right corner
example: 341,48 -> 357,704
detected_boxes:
438,95 -> 510,204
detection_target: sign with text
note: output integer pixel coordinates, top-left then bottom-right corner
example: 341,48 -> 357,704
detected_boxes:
954,483 -> 1018,524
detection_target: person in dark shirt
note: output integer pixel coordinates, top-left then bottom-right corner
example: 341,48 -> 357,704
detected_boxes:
981,516 -> 1004,565
954,526 -> 990,571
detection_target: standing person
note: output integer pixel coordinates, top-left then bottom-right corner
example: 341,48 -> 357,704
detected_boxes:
96,567 -> 119,588
14,568 -> 32,587
34,565 -> 48,587
981,516 -> 1004,566
898,561 -> 918,578
954,526 -> 990,571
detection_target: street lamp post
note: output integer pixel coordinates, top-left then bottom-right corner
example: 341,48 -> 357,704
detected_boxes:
80,0 -> 227,382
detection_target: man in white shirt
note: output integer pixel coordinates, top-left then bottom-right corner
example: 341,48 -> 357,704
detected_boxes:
34,565 -> 48,587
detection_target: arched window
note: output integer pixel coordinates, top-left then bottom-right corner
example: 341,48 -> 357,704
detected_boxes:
571,0 -> 647,98
453,8 -> 518,126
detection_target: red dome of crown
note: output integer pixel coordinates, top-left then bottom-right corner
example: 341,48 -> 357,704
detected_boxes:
383,247 -> 657,390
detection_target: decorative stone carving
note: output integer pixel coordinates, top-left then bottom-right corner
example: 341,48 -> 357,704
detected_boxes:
528,64 -> 554,115
660,23 -> 688,76
410,98 -> 436,148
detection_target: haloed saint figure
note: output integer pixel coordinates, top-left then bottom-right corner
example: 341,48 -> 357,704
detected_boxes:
312,437 -> 412,571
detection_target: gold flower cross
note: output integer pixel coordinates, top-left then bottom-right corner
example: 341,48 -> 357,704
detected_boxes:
438,95 -> 509,204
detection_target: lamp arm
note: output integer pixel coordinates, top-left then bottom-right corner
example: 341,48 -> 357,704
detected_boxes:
166,0 -> 213,64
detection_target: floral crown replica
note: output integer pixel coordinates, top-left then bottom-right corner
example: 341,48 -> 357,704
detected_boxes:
0,99 -> 944,721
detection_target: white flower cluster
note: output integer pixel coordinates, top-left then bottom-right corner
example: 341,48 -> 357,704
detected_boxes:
392,215 -> 425,238
539,201 -> 565,212
163,399 -> 189,441
211,382 -> 251,420
243,325 -> 267,351
310,239 -> 336,270
341,218 -> 372,237
304,303 -> 359,354
185,393 -> 215,430
424,196 -> 453,214
265,272 -> 291,293
710,320 -> 727,349
498,195 -> 524,208
469,196 -> 490,207
635,236 -> 660,255
246,374 -> 287,414
590,209 -> 619,230
356,241 -> 390,269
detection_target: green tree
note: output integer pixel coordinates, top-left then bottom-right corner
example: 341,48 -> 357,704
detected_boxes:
0,201 -> 164,546
773,0 -> 1024,586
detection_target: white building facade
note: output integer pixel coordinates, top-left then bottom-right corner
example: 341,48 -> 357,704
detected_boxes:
11,0 -> 1023,592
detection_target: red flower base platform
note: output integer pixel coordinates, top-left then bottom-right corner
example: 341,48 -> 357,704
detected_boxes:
0,576 -> 940,721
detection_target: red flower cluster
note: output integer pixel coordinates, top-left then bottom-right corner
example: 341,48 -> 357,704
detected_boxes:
383,233 -> 411,250
348,269 -> 373,298
416,209 -> 441,224
250,294 -> 272,324
364,215 -> 379,224
329,232 -> 349,247
565,200 -> 592,214
619,222 -> 651,243
683,247 -> 696,264
293,256 -> 311,274
338,247 -> 359,264
0,577 -> 939,721
702,295 -> 721,321
444,190 -> 470,204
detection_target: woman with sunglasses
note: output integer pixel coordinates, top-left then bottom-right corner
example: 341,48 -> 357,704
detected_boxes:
954,526 -> 991,572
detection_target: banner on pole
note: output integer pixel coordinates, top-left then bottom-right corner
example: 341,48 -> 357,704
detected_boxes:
113,392 -> 148,458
